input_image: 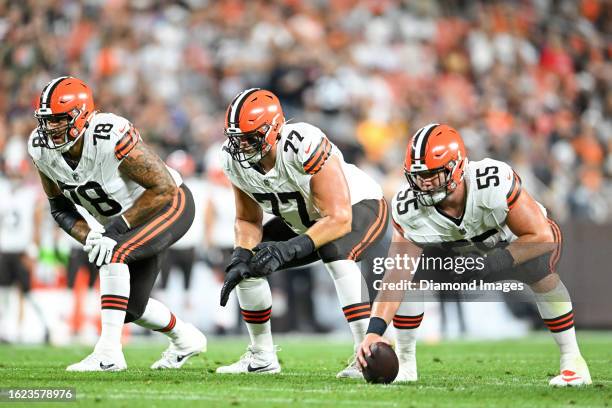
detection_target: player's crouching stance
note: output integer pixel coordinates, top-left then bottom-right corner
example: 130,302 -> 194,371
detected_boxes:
29,76 -> 206,371
357,124 -> 591,387
217,89 -> 389,377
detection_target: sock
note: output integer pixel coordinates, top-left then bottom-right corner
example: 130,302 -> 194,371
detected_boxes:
84,288 -> 99,328
534,280 -> 580,356
393,293 -> 424,363
324,260 -> 370,351
237,278 -> 273,352
94,263 -> 130,354
134,298 -> 185,341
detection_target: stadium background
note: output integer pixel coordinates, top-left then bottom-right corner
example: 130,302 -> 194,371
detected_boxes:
0,0 -> 610,347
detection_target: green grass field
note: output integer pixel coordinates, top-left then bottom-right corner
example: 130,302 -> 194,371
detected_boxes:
0,333 -> 610,408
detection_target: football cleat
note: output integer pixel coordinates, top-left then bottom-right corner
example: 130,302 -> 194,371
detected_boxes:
336,355 -> 363,379
549,354 -> 592,387
151,323 -> 207,369
66,350 -> 126,372
394,353 -> 417,383
216,345 -> 281,374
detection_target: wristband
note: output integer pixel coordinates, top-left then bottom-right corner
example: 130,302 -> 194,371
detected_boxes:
366,317 -> 388,336
232,246 -> 253,263
287,234 -> 315,260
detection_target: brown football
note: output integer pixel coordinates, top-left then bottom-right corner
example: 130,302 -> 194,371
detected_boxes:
362,342 -> 399,384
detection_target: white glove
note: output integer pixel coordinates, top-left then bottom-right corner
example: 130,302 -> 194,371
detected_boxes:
84,230 -> 117,267
83,229 -> 103,258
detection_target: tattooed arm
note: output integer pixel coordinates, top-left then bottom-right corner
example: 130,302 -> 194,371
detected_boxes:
118,140 -> 177,228
37,169 -> 90,244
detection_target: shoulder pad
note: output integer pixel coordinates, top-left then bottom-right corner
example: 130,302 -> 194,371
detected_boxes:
391,186 -> 421,237
90,113 -> 141,161
470,158 -> 522,211
27,129 -> 45,162
281,123 -> 332,176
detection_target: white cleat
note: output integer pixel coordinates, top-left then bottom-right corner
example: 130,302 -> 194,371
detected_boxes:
151,324 -> 207,369
549,354 -> 591,387
336,355 -> 363,379
66,350 -> 127,372
216,345 -> 281,374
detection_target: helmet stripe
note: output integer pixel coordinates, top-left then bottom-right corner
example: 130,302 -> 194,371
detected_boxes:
40,76 -> 70,109
228,88 -> 260,126
413,123 -> 439,165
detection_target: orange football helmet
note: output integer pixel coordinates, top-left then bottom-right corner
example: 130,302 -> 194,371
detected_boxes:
404,123 -> 468,206
224,88 -> 285,167
34,76 -> 95,152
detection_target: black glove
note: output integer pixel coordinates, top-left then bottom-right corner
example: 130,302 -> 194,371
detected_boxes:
104,216 -> 131,241
453,248 -> 514,283
220,247 -> 253,307
250,234 -> 315,277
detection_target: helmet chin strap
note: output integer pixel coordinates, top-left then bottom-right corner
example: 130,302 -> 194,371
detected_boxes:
57,124 -> 86,154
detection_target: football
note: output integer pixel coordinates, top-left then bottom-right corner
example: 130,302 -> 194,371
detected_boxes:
362,342 -> 399,384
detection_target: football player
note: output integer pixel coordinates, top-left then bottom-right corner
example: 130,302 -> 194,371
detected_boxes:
217,89 -> 389,377
28,76 -> 206,371
357,124 -> 591,387
0,158 -> 48,343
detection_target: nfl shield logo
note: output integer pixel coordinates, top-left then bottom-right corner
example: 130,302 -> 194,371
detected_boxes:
73,173 -> 80,181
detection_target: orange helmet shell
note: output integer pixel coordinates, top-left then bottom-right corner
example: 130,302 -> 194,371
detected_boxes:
35,76 -> 95,151
224,88 -> 285,167
404,123 -> 468,204
224,88 -> 285,147
35,76 -> 95,139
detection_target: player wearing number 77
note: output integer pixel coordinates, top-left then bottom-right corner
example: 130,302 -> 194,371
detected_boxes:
28,76 -> 206,372
217,88 -> 389,378
357,123 -> 591,387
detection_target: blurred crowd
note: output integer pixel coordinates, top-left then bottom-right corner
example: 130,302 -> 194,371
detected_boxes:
0,0 -> 611,343
0,0 -> 610,222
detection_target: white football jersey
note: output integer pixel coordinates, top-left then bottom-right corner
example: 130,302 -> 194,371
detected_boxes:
28,112 -> 182,225
222,122 -> 383,234
391,158 -> 545,245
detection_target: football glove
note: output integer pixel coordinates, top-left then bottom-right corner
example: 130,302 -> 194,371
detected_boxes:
85,233 -> 118,267
220,247 -> 253,307
250,234 -> 315,277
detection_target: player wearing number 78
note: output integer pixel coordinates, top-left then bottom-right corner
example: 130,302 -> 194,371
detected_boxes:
28,76 -> 206,372
218,88 -> 389,377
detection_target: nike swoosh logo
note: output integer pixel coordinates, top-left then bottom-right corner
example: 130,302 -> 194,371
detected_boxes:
99,362 -> 115,370
562,376 -> 581,382
176,352 -> 196,363
247,363 -> 272,372
305,144 -> 312,154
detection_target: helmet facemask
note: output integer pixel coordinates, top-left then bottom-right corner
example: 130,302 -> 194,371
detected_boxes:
225,124 -> 273,169
406,160 -> 460,206
35,106 -> 86,153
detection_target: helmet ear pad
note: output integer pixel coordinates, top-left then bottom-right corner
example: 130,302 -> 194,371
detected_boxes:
263,113 -> 285,147
445,156 -> 468,193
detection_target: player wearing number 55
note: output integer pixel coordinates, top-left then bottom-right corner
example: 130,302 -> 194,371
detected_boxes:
28,76 -> 206,372
218,88 -> 390,378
